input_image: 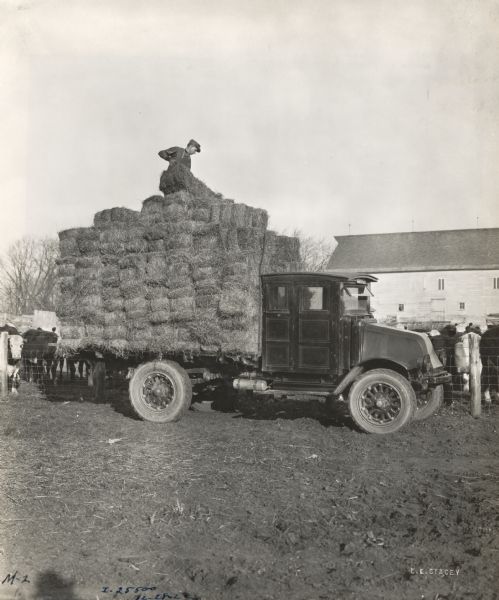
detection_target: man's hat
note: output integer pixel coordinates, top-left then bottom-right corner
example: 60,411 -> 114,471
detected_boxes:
187,139 -> 201,152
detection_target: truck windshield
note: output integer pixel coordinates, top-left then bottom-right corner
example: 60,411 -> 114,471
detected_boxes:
341,285 -> 370,315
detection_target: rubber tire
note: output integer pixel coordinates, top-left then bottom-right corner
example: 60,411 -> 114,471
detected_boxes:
348,368 -> 416,434
129,360 -> 192,423
414,385 -> 443,421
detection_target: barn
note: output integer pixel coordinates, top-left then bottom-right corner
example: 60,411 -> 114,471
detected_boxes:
327,228 -> 499,328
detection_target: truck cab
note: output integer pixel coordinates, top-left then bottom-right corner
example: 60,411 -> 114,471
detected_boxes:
235,272 -> 451,434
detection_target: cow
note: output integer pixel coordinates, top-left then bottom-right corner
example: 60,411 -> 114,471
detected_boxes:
22,328 -> 59,385
0,324 -> 24,393
480,325 -> 499,402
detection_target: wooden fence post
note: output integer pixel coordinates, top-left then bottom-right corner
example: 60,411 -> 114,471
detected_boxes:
0,332 -> 9,398
469,332 -> 481,418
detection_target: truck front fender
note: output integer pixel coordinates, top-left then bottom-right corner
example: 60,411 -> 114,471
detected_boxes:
332,365 -> 364,396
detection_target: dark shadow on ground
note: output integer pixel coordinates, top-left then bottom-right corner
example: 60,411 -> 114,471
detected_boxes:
214,392 -> 353,429
33,570 -> 83,600
26,375 -> 142,420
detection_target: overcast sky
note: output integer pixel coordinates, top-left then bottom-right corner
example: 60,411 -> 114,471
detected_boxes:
0,0 -> 498,256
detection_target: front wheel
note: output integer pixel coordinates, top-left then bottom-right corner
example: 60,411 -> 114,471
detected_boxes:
414,385 -> 443,421
348,368 -> 416,434
129,360 -> 192,422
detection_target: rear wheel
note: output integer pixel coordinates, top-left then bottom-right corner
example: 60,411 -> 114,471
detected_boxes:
129,360 -> 192,423
348,368 -> 416,434
414,385 -> 443,421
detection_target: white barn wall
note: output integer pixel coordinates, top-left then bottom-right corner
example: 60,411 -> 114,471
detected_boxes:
371,270 -> 499,326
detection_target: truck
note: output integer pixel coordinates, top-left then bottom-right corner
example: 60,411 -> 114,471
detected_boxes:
123,271 -> 450,434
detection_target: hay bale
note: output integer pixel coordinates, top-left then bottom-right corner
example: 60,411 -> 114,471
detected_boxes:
120,281 -> 144,299
193,232 -> 221,253
231,204 -> 252,228
85,324 -> 104,338
74,228 -> 100,255
143,225 -> 166,241
124,235 -> 148,254
221,203 -> 235,224
170,297 -> 195,321
237,227 -> 264,252
75,256 -> 101,269
221,275 -> 254,292
119,254 -> 147,269
103,325 -> 128,340
252,208 -> 268,229
100,229 -> 128,243
164,203 -> 189,222
190,248 -> 225,268
145,253 -> 169,285
192,208 -> 210,222
125,310 -> 149,322
101,266 -> 121,287
192,265 -> 216,282
103,297 -> 124,312
168,286 -> 194,300
145,285 -> 169,299
141,195 -> 167,218
195,282 -> 220,296
222,261 -> 250,277
149,310 -> 170,324
124,297 -> 148,313
59,228 -> 87,257
159,163 -> 222,202
59,276 -> 75,294
60,324 -> 86,339
150,324 -> 176,350
164,233 -> 192,250
75,279 -> 101,296
57,259 -> 76,277
166,261 -> 190,280
147,239 -> 165,252
59,239 -> 79,257
94,207 -> 139,228
149,297 -> 170,312
219,315 -> 251,331
102,286 -> 122,301
103,311 -> 125,325
195,294 -> 220,309
219,289 -> 251,317
104,339 -> 129,355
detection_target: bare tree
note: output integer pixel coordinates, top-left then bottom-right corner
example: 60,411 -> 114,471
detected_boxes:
0,237 -> 59,314
292,229 -> 337,271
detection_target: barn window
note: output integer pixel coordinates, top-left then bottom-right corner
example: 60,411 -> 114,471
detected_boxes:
398,304 -> 404,312
459,302 -> 465,310
438,278 -> 445,290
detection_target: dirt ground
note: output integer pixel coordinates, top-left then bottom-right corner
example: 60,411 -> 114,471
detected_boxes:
0,378 -> 498,600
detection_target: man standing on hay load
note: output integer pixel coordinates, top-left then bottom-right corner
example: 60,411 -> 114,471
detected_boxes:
158,139 -> 201,170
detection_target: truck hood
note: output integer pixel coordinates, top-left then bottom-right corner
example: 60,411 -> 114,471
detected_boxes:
360,322 -> 443,371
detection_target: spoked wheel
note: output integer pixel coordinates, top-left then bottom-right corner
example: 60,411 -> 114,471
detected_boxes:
348,368 -> 416,434
414,384 -> 443,421
129,360 -> 192,422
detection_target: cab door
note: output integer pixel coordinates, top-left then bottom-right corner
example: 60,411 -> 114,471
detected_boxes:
262,281 -> 293,371
295,282 -> 332,373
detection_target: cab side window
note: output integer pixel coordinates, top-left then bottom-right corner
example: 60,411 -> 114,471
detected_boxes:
301,286 -> 325,311
268,285 -> 288,311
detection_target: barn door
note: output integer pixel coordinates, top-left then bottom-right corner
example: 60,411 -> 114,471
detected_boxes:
430,298 -> 445,321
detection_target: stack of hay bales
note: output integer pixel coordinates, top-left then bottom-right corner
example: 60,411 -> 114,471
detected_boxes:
57,164 -> 300,357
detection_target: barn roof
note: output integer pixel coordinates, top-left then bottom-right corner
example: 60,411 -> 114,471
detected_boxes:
327,228 -> 499,273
